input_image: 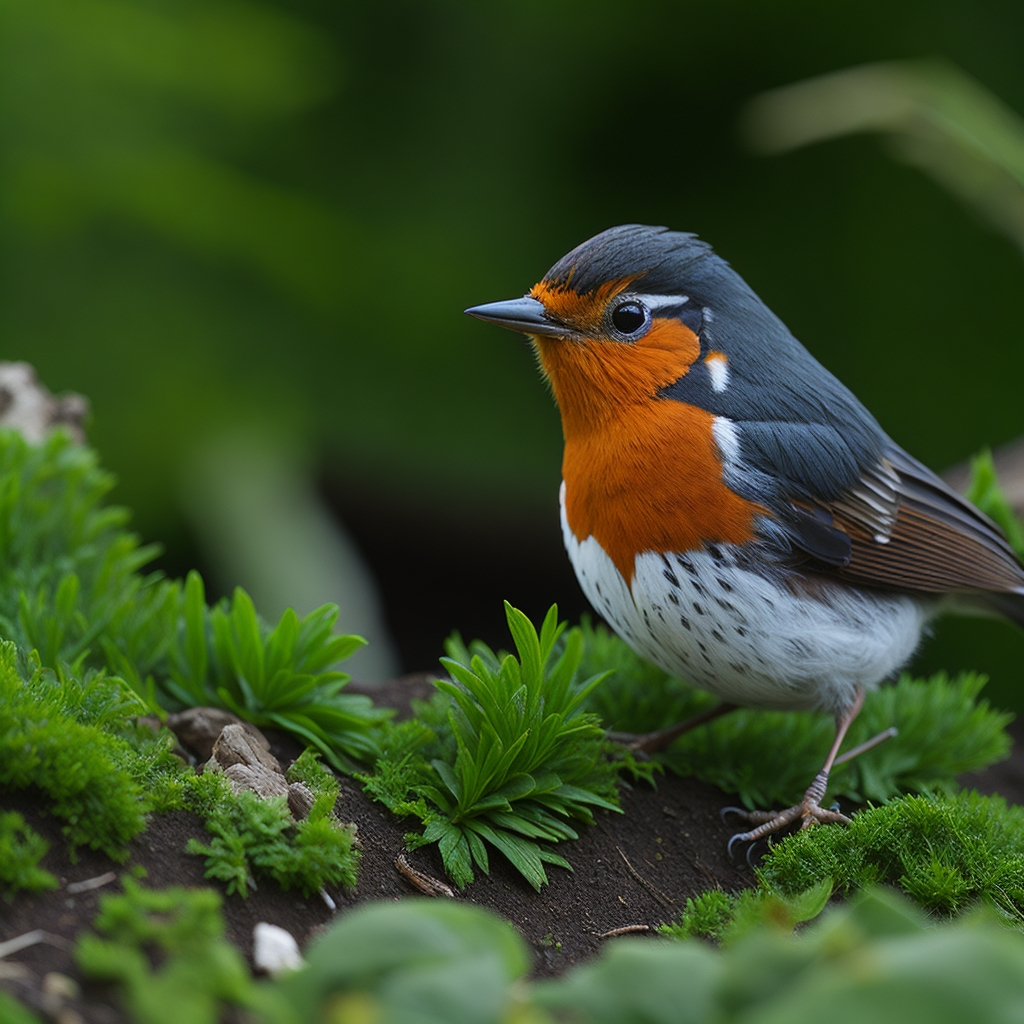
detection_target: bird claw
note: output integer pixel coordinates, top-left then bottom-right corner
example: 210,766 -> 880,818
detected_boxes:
719,805 -> 748,824
726,798 -> 851,856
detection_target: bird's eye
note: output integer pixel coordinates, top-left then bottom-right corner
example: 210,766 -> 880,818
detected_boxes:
611,301 -> 648,337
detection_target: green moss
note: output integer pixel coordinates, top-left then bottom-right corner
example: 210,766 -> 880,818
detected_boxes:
184,770 -> 359,898
0,811 -> 57,896
758,790 -> 1024,922
0,642 -> 181,859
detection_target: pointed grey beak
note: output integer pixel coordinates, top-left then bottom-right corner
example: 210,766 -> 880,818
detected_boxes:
464,296 -> 573,337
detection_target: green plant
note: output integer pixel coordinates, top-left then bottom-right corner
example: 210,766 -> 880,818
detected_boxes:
0,992 -> 42,1024
0,811 -> 57,897
361,603 -> 626,890
965,449 -> 1024,557
0,428 -> 387,770
661,881 -> 833,946
160,573 -> 391,771
756,790 -> 1024,922
540,888 -> 1024,1024
259,891 -> 1024,1024
0,640 -> 182,859
270,898 -> 531,1024
75,878 -> 258,1024
665,671 -> 1011,808
185,768 -> 359,898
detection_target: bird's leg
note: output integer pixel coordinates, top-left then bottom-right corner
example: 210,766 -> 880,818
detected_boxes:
606,702 -> 738,755
725,688 -> 882,854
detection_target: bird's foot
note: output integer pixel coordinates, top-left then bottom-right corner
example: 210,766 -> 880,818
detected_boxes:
723,772 -> 850,858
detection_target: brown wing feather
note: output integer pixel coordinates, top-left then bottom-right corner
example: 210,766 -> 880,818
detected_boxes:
828,446 -> 1024,595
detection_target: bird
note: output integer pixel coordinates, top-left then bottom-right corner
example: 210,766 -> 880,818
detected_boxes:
465,224 -> 1024,848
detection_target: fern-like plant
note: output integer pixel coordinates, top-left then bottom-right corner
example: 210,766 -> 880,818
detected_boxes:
362,603 -> 624,889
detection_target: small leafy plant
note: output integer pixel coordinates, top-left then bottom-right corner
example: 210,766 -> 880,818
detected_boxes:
75,878 -> 258,1024
161,573 -> 391,771
965,448 -> 1024,557
185,755 -> 360,898
0,811 -> 57,897
361,603 -> 625,890
0,428 -> 386,771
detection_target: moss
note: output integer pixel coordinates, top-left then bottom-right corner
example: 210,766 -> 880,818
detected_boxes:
0,811 -> 57,897
184,770 -> 359,898
0,643 -> 177,859
758,790 -> 1024,922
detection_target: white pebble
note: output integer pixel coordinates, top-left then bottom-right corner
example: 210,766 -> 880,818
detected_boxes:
253,923 -> 304,976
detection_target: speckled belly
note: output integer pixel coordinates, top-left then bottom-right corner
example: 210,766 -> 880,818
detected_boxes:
560,483 -> 931,714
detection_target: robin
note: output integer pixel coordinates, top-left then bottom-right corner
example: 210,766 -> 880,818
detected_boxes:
465,224 -> 1024,849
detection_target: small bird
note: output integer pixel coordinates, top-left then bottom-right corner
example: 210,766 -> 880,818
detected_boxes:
466,224 -> 1024,847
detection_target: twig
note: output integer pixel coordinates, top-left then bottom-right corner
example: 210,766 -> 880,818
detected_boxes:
395,853 -> 455,898
0,930 -> 72,960
66,871 -> 117,894
597,924 -> 652,939
616,846 -> 674,907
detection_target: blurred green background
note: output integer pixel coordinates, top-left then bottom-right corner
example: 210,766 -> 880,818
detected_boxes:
3,0 -> 1024,704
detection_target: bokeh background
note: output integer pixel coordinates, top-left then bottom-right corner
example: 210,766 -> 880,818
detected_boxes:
4,1 -> 1024,706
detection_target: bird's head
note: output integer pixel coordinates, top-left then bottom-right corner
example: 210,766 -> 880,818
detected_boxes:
466,225 -> 725,433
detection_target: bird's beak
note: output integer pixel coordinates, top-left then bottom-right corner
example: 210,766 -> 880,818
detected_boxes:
464,296 -> 572,338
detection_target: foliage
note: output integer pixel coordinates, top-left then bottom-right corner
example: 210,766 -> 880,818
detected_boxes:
75,878 -> 258,1024
161,573 -> 391,771
184,769 -> 359,898
257,891 -> 1024,1024
965,448 -> 1024,558
0,991 -> 42,1024
757,790 -> 1024,922
0,811 -> 57,897
661,881 -> 832,946
0,427 -> 386,770
583,618 -> 1011,809
360,603 -> 626,890
271,898 -> 530,1024
670,671 -> 1010,808
0,639 -> 179,859
539,888 -> 1024,1024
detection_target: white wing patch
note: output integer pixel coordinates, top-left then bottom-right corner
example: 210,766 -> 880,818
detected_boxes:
705,353 -> 729,393
712,416 -> 741,467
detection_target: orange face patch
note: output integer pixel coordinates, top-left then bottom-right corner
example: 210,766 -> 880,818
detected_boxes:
532,317 -> 701,435
529,276 -> 636,336
529,291 -> 759,583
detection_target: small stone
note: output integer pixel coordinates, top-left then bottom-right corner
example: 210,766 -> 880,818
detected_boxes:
287,781 -> 316,820
167,708 -> 271,762
206,723 -> 280,773
253,923 -> 304,976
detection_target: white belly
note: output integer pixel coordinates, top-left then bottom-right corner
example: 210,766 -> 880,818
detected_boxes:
560,483 -> 931,714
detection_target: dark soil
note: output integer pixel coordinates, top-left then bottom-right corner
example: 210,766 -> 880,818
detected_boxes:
4,676 -> 1024,1022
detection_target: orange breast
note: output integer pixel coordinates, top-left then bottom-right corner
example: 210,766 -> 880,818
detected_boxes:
534,320 -> 761,583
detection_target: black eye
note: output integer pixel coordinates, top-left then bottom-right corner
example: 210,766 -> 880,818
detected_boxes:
611,301 -> 647,336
